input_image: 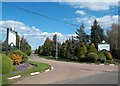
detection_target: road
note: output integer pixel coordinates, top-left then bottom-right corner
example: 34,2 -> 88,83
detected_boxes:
14,54 -> 118,84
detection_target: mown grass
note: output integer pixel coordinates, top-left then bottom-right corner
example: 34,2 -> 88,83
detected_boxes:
2,61 -> 51,85
4,61 -> 51,78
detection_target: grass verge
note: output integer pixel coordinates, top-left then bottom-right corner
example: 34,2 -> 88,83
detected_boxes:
4,61 -> 51,77
41,55 -> 119,65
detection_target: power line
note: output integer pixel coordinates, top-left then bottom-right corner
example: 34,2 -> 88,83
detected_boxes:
5,4 -> 79,28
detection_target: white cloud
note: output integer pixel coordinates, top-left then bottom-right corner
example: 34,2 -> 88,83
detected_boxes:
0,20 -> 75,49
64,1 -> 118,11
75,10 -> 86,15
75,15 -> 118,30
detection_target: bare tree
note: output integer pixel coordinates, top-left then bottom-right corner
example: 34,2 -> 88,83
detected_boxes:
107,24 -> 120,49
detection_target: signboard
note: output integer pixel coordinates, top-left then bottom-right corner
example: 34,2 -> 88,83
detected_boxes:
98,44 -> 110,51
8,29 -> 16,46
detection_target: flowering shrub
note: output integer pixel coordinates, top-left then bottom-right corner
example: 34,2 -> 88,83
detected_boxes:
16,63 -> 31,71
10,54 -> 22,65
9,50 -> 28,64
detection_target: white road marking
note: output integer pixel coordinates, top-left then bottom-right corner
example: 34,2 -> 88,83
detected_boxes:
8,75 -> 21,80
31,72 -> 40,75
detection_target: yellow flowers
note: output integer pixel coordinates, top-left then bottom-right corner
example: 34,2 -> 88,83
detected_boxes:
10,54 -> 22,65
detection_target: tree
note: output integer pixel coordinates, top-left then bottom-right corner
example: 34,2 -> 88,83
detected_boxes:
58,38 -> 76,60
20,36 -> 31,56
37,46 -> 41,55
34,49 -> 38,54
77,42 -> 87,61
75,23 -> 87,46
52,34 -> 57,57
59,42 -> 67,58
16,32 -> 20,49
91,19 -> 105,47
42,38 -> 53,56
88,43 -> 97,54
66,39 -> 75,59
107,24 -> 120,49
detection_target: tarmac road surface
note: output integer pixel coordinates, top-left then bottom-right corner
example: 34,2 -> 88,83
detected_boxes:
14,54 -> 118,84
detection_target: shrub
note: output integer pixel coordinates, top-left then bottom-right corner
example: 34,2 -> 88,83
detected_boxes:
104,51 -> 112,60
87,52 -> 98,62
77,43 -> 87,61
10,54 -> 22,65
98,52 -> 106,63
2,54 -> 13,74
112,49 -> 120,59
9,50 -> 28,63
88,43 -> 97,53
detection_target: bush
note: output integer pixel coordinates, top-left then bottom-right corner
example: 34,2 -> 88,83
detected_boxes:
10,54 -> 22,65
9,50 -> 28,64
112,49 -> 120,59
77,43 -> 87,61
104,51 -> 112,60
87,52 -> 98,62
2,54 -> 13,74
98,52 -> 106,63
88,43 -> 97,54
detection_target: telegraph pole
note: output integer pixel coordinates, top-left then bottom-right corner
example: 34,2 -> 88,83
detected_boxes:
55,35 -> 58,59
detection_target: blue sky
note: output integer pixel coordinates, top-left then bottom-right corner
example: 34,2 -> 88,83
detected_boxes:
1,1 -> 118,49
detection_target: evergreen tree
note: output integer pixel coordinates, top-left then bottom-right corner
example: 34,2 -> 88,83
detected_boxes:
59,42 -> 67,58
52,34 -> 57,57
42,38 -> 53,56
37,46 -> 41,55
91,19 -> 105,47
20,38 -> 31,56
16,32 -> 20,49
75,23 -> 87,46
88,43 -> 97,54
77,42 -> 87,61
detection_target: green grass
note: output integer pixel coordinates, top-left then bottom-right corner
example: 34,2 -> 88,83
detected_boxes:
41,56 -> 72,62
4,61 -> 51,77
1,76 -> 10,85
41,55 -> 109,65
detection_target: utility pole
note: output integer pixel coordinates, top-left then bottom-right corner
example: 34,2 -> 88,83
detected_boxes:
55,35 -> 58,59
19,37 -> 21,50
118,23 -> 120,49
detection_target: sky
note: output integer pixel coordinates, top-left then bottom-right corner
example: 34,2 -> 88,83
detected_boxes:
0,0 -> 119,50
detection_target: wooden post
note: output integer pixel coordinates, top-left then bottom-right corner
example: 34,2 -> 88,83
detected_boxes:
6,28 -> 9,55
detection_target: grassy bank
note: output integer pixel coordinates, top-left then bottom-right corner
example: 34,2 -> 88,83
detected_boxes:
2,61 -> 51,85
4,61 -> 51,77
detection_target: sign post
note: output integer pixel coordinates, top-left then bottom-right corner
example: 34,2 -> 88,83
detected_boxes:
98,40 -> 110,51
6,28 -> 9,55
6,27 -> 17,55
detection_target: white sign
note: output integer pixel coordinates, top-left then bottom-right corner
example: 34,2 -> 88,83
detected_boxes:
8,30 -> 16,46
98,44 -> 110,51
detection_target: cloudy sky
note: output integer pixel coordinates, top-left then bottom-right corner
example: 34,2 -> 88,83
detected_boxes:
1,1 -> 119,49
